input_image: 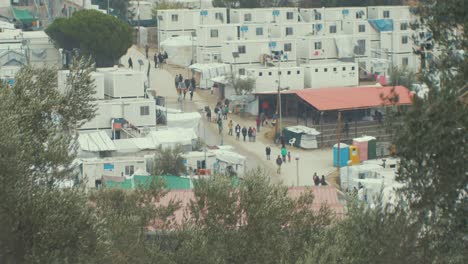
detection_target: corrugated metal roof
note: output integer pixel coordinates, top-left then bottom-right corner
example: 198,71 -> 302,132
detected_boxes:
293,86 -> 413,111
78,131 -> 116,152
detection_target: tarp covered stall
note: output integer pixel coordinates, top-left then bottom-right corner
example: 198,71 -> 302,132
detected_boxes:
166,112 -> 201,132
368,19 -> 394,32
213,150 -> 247,178
148,128 -> 198,151
349,145 -> 360,165
189,63 -> 231,89
78,131 -> 117,153
283,126 -> 321,149
333,143 -> 349,167
160,36 -> 195,67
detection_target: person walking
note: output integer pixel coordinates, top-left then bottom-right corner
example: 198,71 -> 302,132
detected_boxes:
265,146 -> 271,160
287,151 -> 291,162
313,173 -> 320,186
276,155 -> 283,174
217,118 -> 223,134
183,87 -> 187,100
178,74 -> 183,84
320,175 -> 327,186
256,116 -> 261,132
128,57 -> 133,69
223,104 -> 229,120
281,146 -> 287,162
154,53 -> 158,68
260,111 -> 266,126
252,127 -> 257,142
184,78 -> 191,91
175,75 -> 179,89
145,44 -> 149,58
241,126 -> 247,142
206,107 -> 212,122
191,77 -> 196,91
164,51 -> 168,62
235,124 -> 241,140
247,127 -> 253,142
228,120 -> 233,136
158,53 -> 164,68
189,86 -> 194,101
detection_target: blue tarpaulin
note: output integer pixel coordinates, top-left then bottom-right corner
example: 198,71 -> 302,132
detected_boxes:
368,19 -> 394,32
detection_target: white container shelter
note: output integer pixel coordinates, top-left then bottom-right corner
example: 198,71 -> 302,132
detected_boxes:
302,62 -> 358,89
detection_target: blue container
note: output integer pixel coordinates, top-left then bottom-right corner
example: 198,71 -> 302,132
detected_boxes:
333,143 -> 350,167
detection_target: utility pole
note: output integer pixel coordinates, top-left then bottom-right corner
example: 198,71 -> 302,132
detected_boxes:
295,155 -> 300,186
337,112 -> 342,174
137,0 -> 141,47
274,53 -> 282,138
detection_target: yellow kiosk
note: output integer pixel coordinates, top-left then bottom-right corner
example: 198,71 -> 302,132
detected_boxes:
349,145 -> 360,165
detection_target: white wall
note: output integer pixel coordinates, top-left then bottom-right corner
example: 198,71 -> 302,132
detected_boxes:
297,36 -> 337,61
157,8 -> 227,31
389,53 -> 420,71
97,68 -> 145,98
269,23 -> 315,39
196,24 -> 238,47
230,8 -> 300,24
221,39 -> 297,64
247,66 -> 304,93
380,31 -> 413,54
58,70 -> 105,100
80,99 -> 156,130
196,46 -> 222,63
303,62 -> 358,89
159,30 -> 194,43
0,0 -> 10,8
367,6 -> 411,20
343,20 -> 370,35
80,157 -> 146,189
323,7 -> 368,21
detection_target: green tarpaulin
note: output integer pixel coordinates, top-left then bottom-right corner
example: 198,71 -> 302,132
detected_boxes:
12,8 -> 36,25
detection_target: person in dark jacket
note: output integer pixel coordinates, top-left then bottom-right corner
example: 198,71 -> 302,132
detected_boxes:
241,126 -> 247,142
235,124 -> 241,140
184,78 -> 191,90
128,57 -> 133,69
248,127 -> 253,142
276,155 -> 283,174
153,53 -> 158,68
191,77 -> 196,90
265,146 -> 271,160
313,173 -> 320,186
320,175 -> 327,186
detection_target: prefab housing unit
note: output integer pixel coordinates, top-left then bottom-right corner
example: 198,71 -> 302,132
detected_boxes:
157,8 -> 227,31
269,23 -> 316,39
303,62 -> 358,89
230,8 -> 300,24
221,39 -> 297,65
79,157 -> 147,189
380,31 -> 414,54
80,99 -> 156,131
367,6 -> 411,20
322,7 -> 368,21
246,66 -> 304,93
58,70 -> 105,100
97,68 -> 145,98
196,24 -> 238,47
159,30 -> 194,43
343,20 -> 370,35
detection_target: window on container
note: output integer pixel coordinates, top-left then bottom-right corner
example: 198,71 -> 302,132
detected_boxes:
356,11 -> 363,19
259,72 -> 263,76
314,12 -> 322,20
354,39 -> 366,55
324,68 -> 328,72
171,14 -> 178,22
215,12 -> 224,22
140,106 -> 149,116
315,69 -> 318,72
286,27 -> 293,36
286,12 -> 294,20
329,25 -> 337,34
383,10 -> 390,18
244,13 -> 252,22
284,43 -> 292,52
402,36 -> 408,44
238,45 -> 246,54
210,29 -> 219,38
256,27 -> 263,36
297,70 -> 300,74
358,24 -> 366,33
343,67 -> 346,71
314,41 -> 322,50
125,165 -> 134,176
400,23 -> 408,30
333,67 -> 337,72
239,68 -> 245,75
402,57 -> 409,66
279,71 -> 282,75
269,72 -> 272,76
287,71 -> 291,75
351,66 -> 355,70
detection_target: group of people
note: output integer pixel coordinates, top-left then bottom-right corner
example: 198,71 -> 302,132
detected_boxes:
175,74 -> 196,101
271,145 -> 292,174
154,51 -> 168,68
205,99 -> 230,123
232,123 -> 257,142
313,173 -> 327,186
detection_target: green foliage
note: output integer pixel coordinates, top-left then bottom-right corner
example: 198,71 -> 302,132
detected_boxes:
93,0 -> 129,20
301,197 -> 422,264
226,74 -> 255,95
388,66 -> 417,89
46,10 -> 133,67
152,145 -> 188,176
152,0 -> 188,19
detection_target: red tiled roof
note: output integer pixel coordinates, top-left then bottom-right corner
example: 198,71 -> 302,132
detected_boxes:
151,186 -> 344,230
292,86 -> 413,111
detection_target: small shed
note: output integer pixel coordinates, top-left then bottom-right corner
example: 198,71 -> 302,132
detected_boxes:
283,126 -> 321,149
333,143 -> 349,167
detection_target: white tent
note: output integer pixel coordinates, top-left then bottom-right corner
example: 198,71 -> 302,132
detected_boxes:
147,128 -> 197,151
161,36 -> 195,67
167,112 -> 201,132
213,150 -> 247,177
189,63 -> 231,89
78,131 -> 116,152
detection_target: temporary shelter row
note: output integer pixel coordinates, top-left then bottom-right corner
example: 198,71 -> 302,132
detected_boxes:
246,65 -> 304,93
282,126 -> 321,149
189,63 -> 231,89
302,61 -> 358,89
